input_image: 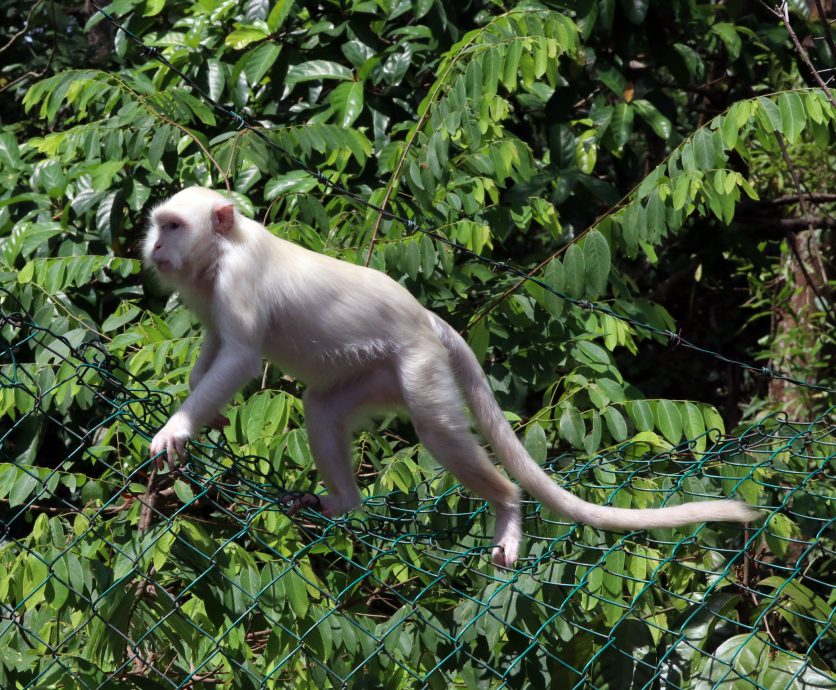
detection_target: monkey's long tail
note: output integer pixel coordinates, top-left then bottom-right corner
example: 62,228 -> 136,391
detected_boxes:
430,315 -> 759,530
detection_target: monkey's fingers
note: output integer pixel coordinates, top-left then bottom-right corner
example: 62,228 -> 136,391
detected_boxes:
166,436 -> 189,470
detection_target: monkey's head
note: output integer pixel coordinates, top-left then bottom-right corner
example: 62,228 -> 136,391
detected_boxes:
143,186 -> 237,288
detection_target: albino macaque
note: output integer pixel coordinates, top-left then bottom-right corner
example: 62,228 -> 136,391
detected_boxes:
143,187 -> 757,567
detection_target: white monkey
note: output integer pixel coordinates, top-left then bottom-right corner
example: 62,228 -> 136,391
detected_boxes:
143,187 -> 757,567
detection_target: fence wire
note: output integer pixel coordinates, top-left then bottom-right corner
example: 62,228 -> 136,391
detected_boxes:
1,303 -> 834,689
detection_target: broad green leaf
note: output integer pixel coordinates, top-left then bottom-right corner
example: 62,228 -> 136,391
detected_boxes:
267,0 -> 295,31
633,99 -> 671,139
286,60 -> 353,85
285,569 -> 309,617
23,552 -> 49,608
673,43 -> 704,79
583,230 -> 611,298
143,0 -> 164,16
645,188 -> 665,242
148,125 -> 171,170
564,243 -> 586,299
610,102 -> 634,149
524,423 -> 548,464
543,258 -> 565,317
655,400 -> 682,444
47,552 -> 70,610
702,406 -> 725,435
627,399 -> 654,432
756,96 -> 782,132
691,128 -> 716,169
604,407 -> 628,442
574,340 -> 610,366
265,170 -> 318,198
777,91 -> 806,144
681,402 -> 706,455
559,406 -> 585,449
711,22 -> 742,58
225,28 -> 268,49
174,479 -> 195,505
330,81 -> 364,128
244,42 -> 281,85
9,471 -> 39,507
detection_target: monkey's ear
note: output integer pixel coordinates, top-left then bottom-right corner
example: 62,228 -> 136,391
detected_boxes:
212,202 -> 235,234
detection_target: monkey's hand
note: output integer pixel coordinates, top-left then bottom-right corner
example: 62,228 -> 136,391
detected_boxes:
150,413 -> 194,469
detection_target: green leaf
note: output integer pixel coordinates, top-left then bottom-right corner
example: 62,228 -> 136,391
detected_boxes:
583,230 -> 611,298
610,102 -> 634,149
286,60 -> 353,84
524,423 -> 547,464
564,243 -> 586,299
702,406 -> 725,435
143,0 -> 165,16
265,170 -> 319,198
763,514 -> 800,558
23,552 -> 49,608
0,131 -> 21,168
644,188 -> 665,242
681,402 -> 706,454
244,42 -> 281,85
174,479 -> 195,505
329,81 -> 364,128
9,471 -> 39,507
574,340 -> 610,366
627,399 -> 654,432
673,43 -> 704,79
604,407 -> 628,442
559,406 -> 585,449
777,91 -> 806,144
267,0 -> 295,32
691,128 -> 716,169
633,99 -> 672,139
543,258 -> 565,317
47,552 -> 71,610
207,59 -> 226,102
756,96 -> 782,132
655,400 -> 682,444
711,22 -> 741,59
148,125 -> 171,170
225,28 -> 269,49
285,570 -> 309,617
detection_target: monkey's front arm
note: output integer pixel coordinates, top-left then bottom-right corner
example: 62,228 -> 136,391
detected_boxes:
150,343 -> 261,468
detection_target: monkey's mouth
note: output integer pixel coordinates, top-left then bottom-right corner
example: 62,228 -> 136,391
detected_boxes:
154,259 -> 174,271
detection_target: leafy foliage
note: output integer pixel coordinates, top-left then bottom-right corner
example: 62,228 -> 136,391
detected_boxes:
0,0 -> 834,688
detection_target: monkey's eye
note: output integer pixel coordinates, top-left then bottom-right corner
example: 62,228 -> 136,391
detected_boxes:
164,221 -> 181,231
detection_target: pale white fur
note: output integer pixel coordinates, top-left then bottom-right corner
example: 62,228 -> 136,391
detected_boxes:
144,187 -> 758,567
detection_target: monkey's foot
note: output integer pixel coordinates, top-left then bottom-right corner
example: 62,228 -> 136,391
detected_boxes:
285,493 -> 349,519
491,505 -> 521,568
285,492 -> 321,516
492,539 -> 520,569
208,413 -> 230,430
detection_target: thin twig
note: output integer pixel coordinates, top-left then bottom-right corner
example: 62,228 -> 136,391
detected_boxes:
0,0 -> 45,54
814,0 -> 836,60
777,1 -> 836,109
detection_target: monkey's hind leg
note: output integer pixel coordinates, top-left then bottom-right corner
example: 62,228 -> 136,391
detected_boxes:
295,367 -> 401,518
397,345 -> 522,568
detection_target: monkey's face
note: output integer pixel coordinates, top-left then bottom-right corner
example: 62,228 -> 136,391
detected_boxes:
143,188 -> 227,284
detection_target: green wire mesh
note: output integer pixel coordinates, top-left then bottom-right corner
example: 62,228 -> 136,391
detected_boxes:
1,301 -> 834,689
